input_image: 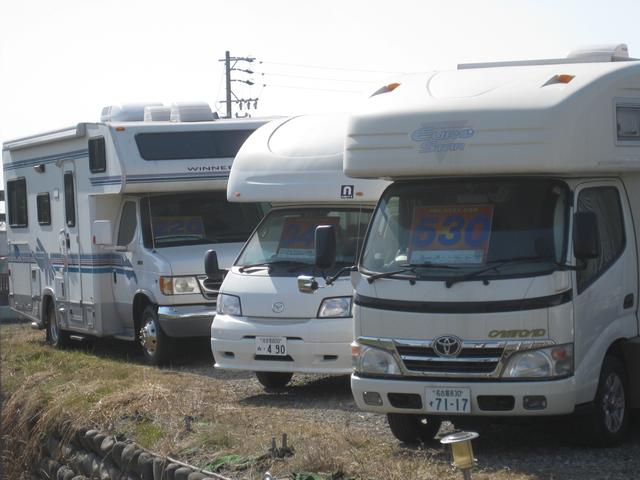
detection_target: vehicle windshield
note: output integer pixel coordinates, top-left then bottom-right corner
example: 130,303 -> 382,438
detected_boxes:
144,192 -> 267,248
361,178 -> 569,280
236,207 -> 373,271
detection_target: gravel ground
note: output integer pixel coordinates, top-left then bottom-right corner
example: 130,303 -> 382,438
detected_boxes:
71,332 -> 640,480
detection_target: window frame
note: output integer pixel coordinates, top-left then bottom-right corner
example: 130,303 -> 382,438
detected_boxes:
36,192 -> 51,226
89,136 -> 107,173
7,177 -> 28,228
575,186 -> 626,294
116,201 -> 138,247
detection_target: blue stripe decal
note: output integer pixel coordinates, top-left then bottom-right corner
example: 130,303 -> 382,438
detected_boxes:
4,149 -> 88,171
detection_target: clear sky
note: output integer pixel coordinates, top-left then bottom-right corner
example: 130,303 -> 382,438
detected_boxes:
1,0 -> 639,146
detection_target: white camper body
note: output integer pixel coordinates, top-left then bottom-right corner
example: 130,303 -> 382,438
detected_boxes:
3,104 -> 268,364
342,45 -> 640,445
211,114 -> 388,388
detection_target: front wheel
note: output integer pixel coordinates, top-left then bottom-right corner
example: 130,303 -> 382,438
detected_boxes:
139,305 -> 173,366
46,301 -> 70,348
387,413 -> 442,444
255,371 -> 293,389
583,355 -> 629,447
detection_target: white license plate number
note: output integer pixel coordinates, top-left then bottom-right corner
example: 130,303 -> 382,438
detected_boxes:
255,336 -> 287,356
425,387 -> 471,413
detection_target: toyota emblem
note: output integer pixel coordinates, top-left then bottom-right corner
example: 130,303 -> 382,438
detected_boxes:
272,302 -> 285,313
432,335 -> 463,357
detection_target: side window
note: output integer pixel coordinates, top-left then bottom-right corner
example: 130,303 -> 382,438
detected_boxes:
7,178 -> 28,227
64,172 -> 76,227
117,202 -> 138,246
89,137 -> 106,173
36,193 -> 51,225
576,187 -> 625,293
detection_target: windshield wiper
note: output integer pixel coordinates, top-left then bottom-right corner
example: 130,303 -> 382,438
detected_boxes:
365,262 -> 456,284
239,260 -> 312,273
443,256 -> 571,288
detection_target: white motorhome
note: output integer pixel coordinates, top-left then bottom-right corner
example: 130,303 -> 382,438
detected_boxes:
3,103 -> 268,364
317,45 -> 640,446
210,114 -> 388,388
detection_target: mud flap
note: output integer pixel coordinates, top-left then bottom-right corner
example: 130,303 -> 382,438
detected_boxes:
622,337 -> 640,409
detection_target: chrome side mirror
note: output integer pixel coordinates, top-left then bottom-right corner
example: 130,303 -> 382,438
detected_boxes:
297,275 -> 319,294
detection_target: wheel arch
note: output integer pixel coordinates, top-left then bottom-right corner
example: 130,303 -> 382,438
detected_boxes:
40,289 -> 56,327
132,292 -> 156,334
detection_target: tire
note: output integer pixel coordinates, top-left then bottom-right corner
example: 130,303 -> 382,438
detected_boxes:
387,413 -> 442,444
583,355 -> 629,447
46,301 -> 70,348
139,305 -> 173,366
255,371 -> 293,389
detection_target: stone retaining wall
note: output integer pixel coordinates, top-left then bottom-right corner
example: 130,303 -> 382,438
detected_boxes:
36,427 -> 227,480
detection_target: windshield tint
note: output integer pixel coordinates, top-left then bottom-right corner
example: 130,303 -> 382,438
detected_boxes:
144,192 -> 266,247
236,207 -> 373,267
362,179 -> 569,278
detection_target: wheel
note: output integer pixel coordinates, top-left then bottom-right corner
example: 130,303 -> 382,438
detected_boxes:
139,305 -> 173,366
583,355 -> 629,447
46,301 -> 70,348
387,413 -> 442,444
255,371 -> 293,389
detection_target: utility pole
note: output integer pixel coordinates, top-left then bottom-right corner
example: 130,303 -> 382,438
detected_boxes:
219,51 -> 259,118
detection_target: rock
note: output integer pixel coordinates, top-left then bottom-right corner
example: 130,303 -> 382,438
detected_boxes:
174,466 -> 193,480
92,433 -> 107,454
100,436 -> 116,458
82,430 -> 100,451
111,441 -> 128,469
46,436 -> 60,457
71,476 -> 88,480
153,457 -> 167,480
162,463 -> 181,480
137,452 -> 155,480
187,472 -> 207,480
121,444 -> 142,470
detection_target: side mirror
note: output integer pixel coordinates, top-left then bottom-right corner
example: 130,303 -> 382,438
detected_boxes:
297,275 -> 319,294
93,220 -> 113,246
204,249 -> 222,278
315,225 -> 336,270
573,212 -> 600,260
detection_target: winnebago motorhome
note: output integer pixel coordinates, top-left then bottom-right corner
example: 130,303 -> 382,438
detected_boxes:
314,44 -> 640,446
3,103 -> 268,364
210,114 -> 388,388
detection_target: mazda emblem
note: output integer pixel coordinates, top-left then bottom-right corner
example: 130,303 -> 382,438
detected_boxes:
433,335 -> 463,357
272,302 -> 285,313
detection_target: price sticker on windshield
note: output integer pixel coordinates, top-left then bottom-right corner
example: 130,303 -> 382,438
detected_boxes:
408,205 -> 494,264
277,217 -> 340,259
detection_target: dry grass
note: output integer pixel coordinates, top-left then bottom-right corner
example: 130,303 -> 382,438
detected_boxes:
2,323 -> 636,480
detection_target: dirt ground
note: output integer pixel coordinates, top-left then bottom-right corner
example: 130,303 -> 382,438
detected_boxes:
2,322 -> 639,480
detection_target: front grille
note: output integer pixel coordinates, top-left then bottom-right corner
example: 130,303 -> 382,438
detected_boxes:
197,273 -> 226,300
396,344 -> 504,375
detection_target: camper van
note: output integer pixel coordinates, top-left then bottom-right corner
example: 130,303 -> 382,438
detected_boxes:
3,103 -> 268,364
310,45 -> 640,445
210,114 -> 388,388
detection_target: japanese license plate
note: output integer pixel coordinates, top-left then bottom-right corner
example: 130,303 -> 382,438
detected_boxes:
255,336 -> 287,356
425,387 -> 471,413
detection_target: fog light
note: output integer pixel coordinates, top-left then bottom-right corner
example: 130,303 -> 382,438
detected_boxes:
363,391 -> 383,406
441,431 -> 479,479
523,395 -> 547,410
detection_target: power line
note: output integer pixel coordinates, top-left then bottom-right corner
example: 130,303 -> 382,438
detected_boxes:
263,83 -> 363,94
260,71 -> 380,84
260,60 -> 402,75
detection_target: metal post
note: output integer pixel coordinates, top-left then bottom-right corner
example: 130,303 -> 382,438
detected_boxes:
224,51 -> 232,118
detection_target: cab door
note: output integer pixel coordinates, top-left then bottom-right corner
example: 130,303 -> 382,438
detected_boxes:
111,199 -> 141,333
572,180 -> 638,402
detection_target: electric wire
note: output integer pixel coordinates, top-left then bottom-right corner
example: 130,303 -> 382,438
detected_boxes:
263,83 -> 364,94
259,71 -> 380,84
260,60 -> 402,75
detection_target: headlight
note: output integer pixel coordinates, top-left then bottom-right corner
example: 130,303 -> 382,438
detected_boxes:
216,293 -> 242,316
502,343 -> 573,379
160,276 -> 199,295
352,343 -> 400,375
318,296 -> 352,318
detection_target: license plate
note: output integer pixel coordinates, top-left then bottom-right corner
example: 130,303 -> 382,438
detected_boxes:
425,387 -> 471,413
255,336 -> 287,356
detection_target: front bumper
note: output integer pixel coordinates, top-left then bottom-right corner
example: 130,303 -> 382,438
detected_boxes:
211,313 -> 353,374
351,374 -> 577,416
157,304 -> 216,337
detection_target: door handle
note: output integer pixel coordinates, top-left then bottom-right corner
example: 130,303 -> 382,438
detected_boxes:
623,293 -> 634,309
113,271 -> 117,284
137,260 -> 143,265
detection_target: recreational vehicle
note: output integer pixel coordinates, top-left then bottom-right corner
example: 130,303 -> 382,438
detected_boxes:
312,45 -> 640,445
210,114 -> 388,388
3,103 -> 268,364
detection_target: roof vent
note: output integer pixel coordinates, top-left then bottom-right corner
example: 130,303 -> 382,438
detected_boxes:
144,105 -> 172,121
567,43 -> 629,62
170,102 -> 219,122
100,103 -> 163,122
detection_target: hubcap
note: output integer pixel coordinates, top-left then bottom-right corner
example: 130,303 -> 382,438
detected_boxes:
140,318 -> 158,355
602,372 -> 625,433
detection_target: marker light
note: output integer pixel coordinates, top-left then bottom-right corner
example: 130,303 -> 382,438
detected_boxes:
370,82 -> 401,97
556,74 -> 575,84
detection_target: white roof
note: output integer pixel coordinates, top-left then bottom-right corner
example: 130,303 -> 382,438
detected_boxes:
227,114 -> 389,203
345,59 -> 640,179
